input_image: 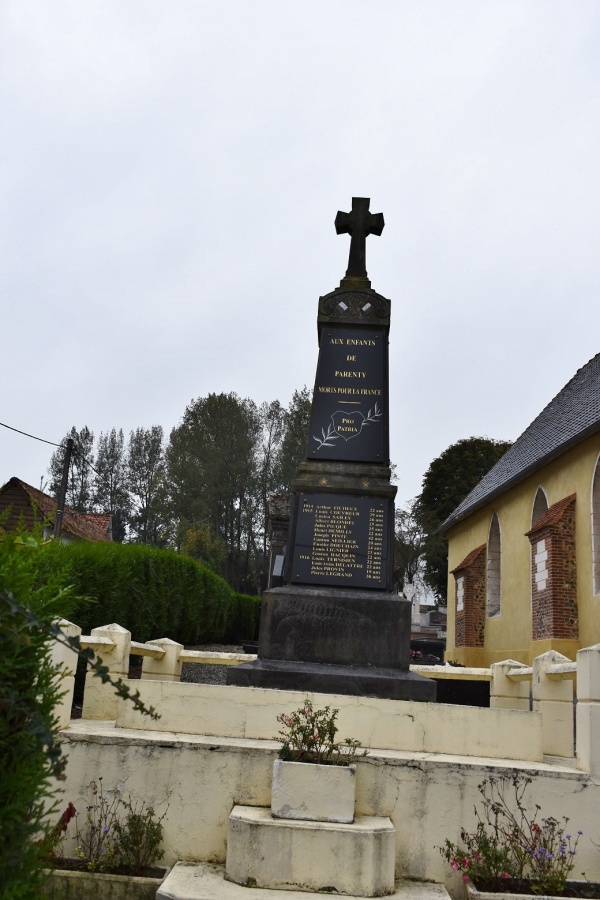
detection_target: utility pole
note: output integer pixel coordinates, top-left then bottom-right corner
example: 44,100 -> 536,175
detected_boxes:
54,438 -> 73,541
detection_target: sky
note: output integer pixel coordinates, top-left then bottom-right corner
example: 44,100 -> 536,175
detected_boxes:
2,1 -> 600,509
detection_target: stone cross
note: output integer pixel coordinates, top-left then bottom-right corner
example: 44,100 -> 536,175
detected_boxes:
335,197 -> 385,279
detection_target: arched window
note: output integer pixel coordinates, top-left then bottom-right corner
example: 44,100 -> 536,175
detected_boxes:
592,456 -> 600,595
531,487 -> 549,527
486,513 -> 501,617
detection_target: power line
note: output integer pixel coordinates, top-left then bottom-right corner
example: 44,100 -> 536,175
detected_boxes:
1,419 -> 153,516
0,421 -> 63,448
1,420 -> 119,498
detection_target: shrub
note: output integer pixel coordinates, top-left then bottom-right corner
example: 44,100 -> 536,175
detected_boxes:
275,698 -> 367,765
0,534 -> 75,899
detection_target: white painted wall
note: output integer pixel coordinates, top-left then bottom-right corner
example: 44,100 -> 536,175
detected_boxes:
57,721 -> 600,889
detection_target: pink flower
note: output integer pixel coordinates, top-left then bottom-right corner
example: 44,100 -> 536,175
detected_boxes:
451,861 -> 459,871
462,858 -> 470,869
462,875 -> 470,882
502,873 -> 510,880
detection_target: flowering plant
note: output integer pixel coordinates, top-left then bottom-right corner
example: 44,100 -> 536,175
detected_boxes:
62,779 -> 165,875
275,698 -> 366,766
37,802 -> 77,861
439,772 -> 581,895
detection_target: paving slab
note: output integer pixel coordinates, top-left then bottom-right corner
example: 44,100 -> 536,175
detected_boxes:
157,862 -> 451,900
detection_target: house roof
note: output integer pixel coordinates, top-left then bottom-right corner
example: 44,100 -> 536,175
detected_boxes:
440,352 -> 600,532
0,477 -> 112,541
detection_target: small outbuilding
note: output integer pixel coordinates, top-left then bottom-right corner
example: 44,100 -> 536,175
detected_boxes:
0,476 -> 112,542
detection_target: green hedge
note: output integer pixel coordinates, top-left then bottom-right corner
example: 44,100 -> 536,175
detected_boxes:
35,542 -> 260,645
224,592 -> 262,643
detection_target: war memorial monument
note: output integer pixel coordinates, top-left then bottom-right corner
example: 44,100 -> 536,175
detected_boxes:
229,198 -> 435,701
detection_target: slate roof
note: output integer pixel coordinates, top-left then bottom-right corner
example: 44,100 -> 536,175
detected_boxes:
440,353 -> 600,532
0,477 -> 112,541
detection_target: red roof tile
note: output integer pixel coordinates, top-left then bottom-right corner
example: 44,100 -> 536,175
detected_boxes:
450,544 -> 486,574
1,478 -> 112,541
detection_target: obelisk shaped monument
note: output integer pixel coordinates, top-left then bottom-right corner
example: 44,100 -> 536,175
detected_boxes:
228,198 -> 436,702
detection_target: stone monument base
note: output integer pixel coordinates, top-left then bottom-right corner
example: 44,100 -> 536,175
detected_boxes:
256,585 -> 412,668
226,586 -> 436,703
226,657 -> 436,701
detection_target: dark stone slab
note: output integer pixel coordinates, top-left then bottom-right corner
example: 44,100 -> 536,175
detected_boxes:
226,657 -> 436,703
257,585 -> 411,669
289,493 -> 392,590
308,325 -> 388,464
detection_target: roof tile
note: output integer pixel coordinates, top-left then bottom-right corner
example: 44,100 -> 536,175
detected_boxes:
8,478 -> 112,541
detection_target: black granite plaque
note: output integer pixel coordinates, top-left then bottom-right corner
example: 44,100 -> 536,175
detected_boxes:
308,326 -> 387,463
290,492 -> 389,589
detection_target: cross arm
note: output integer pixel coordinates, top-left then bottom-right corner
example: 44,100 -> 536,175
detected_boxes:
335,210 -> 351,235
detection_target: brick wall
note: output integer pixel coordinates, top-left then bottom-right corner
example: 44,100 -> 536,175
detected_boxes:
452,545 -> 486,647
526,494 -> 578,641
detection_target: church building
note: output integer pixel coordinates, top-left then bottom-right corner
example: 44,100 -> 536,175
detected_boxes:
442,353 -> 600,666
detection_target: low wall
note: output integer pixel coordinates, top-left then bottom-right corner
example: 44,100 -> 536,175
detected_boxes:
58,720 -> 600,886
112,679 -> 543,761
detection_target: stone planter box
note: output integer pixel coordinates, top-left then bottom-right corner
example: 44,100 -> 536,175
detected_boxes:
465,876 -> 600,900
43,865 -> 169,899
271,758 -> 356,823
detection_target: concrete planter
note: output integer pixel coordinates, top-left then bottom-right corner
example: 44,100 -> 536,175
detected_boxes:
271,758 -> 356,823
43,865 -> 169,899
465,876 -> 600,900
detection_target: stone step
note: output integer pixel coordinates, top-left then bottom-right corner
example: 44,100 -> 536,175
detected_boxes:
157,862 -> 451,900
225,805 -> 395,896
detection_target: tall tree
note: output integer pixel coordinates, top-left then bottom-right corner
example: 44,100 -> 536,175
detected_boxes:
127,426 -> 167,545
180,523 -> 227,574
414,436 -> 512,602
48,426 -> 95,512
93,429 -> 129,541
275,387 -> 312,489
256,400 -> 285,561
167,393 -> 262,591
393,500 -> 425,594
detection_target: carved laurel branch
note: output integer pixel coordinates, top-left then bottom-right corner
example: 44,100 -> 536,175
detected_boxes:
313,423 -> 341,449
363,401 -> 382,425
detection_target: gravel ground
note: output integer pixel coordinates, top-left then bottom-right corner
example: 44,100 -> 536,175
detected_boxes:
180,643 -> 246,686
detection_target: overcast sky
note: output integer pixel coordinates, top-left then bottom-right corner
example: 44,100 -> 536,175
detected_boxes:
2,1 -> 600,509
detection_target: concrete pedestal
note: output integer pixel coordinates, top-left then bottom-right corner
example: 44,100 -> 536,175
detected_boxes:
225,805 -> 396,897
